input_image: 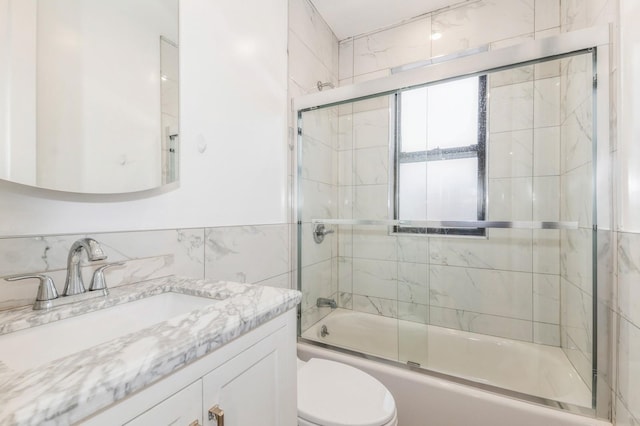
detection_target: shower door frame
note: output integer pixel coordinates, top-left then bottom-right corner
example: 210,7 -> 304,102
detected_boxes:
293,25 -> 611,420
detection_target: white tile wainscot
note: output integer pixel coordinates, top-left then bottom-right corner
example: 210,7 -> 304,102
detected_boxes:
0,277 -> 301,425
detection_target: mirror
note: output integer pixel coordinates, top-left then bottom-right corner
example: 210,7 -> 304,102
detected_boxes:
0,0 -> 179,194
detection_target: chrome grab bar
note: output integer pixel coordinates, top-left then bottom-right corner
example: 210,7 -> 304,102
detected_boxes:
310,219 -> 579,230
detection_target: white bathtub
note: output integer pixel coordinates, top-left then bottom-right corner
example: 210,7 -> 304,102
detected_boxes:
300,309 -> 609,426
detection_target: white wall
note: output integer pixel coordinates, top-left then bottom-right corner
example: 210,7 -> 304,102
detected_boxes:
0,0 -> 288,236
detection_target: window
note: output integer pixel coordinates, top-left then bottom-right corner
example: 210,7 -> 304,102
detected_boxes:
394,75 -> 487,235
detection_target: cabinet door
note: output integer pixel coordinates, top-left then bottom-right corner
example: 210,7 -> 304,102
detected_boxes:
125,380 -> 202,426
202,326 -> 295,426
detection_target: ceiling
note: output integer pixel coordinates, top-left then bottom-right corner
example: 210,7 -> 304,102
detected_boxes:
309,0 -> 466,40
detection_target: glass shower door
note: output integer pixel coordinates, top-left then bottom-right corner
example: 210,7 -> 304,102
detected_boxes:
298,93 -> 405,362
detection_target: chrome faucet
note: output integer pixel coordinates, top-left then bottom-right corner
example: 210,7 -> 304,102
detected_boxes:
63,238 -> 107,296
316,297 -> 337,309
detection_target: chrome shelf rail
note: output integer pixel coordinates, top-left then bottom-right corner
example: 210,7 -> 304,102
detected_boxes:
310,219 -> 579,230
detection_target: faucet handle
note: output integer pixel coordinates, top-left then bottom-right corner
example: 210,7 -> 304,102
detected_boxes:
89,262 -> 124,293
6,274 -> 59,309
313,223 -> 335,244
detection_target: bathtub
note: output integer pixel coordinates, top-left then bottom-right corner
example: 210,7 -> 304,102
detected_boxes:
299,309 -> 609,426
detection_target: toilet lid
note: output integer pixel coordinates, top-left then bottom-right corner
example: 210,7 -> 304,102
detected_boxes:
298,358 -> 396,426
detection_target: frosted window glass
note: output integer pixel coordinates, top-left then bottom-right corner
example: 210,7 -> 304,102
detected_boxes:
399,162 -> 427,220
396,75 -> 485,231
426,158 -> 478,221
400,87 -> 427,153
427,78 -> 479,149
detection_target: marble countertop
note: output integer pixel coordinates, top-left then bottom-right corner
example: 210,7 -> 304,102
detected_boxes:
0,276 -> 301,425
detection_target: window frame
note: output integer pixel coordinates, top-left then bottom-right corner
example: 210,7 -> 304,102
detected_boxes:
392,74 -> 488,236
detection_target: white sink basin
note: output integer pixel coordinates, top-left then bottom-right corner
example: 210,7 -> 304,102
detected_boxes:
0,292 -> 217,372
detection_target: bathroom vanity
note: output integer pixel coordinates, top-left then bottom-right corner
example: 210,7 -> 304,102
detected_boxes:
0,277 -> 301,425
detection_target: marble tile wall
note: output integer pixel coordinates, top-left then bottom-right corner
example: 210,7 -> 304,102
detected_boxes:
204,224 -> 290,285
331,0 -> 568,347
338,0 -> 567,86
555,0 -> 618,398
288,0 -> 341,331
0,224 -> 291,311
486,56 -> 565,345
615,0 -> 640,424
299,106 -> 340,330
555,0 -> 618,420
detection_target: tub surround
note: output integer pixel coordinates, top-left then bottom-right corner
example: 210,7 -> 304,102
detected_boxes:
0,277 -> 301,425
297,1 -> 618,421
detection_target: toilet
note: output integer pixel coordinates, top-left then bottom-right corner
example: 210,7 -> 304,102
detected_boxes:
297,358 -> 398,426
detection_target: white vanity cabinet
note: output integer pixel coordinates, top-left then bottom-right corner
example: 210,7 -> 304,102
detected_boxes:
81,309 -> 297,426
201,320 -> 288,426
124,381 -> 202,426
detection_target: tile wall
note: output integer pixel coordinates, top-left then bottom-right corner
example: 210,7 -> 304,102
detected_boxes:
616,0 -> 640,423
329,0 -> 569,347
0,225 -> 291,311
559,50 -> 597,392
289,0 -> 341,330
556,0 -> 618,422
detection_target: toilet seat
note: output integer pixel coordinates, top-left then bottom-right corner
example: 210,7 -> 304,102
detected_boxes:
297,358 -> 397,426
